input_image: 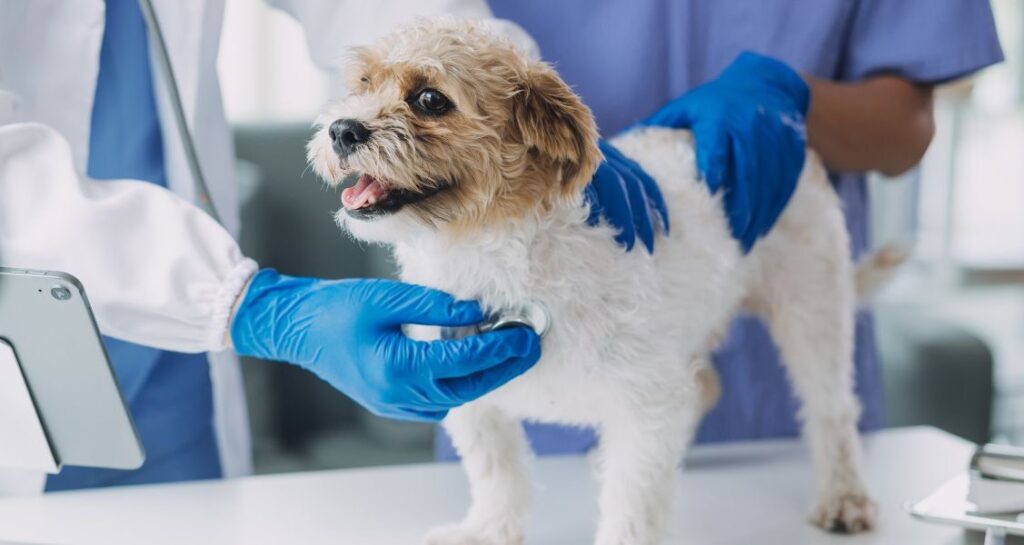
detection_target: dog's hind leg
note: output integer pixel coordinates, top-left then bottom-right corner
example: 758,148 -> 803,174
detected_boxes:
753,217 -> 876,533
592,391 -> 701,545
761,290 -> 876,531
425,403 -> 531,545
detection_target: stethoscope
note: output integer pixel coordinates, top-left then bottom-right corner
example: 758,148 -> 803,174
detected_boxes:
137,0 -> 222,224
442,299 -> 552,340
138,0 -> 552,339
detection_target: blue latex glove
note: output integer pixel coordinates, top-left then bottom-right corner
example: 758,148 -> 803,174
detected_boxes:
231,269 -> 541,422
640,51 -> 810,252
584,139 -> 669,253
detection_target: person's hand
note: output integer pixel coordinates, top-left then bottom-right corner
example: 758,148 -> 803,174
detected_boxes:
230,269 -> 541,422
639,51 -> 810,252
584,139 -> 669,253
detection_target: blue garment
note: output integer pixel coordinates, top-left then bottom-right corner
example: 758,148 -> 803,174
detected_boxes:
436,0 -> 1003,459
46,0 -> 221,491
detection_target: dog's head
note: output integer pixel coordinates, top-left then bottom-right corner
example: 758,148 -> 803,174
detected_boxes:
308,18 -> 600,244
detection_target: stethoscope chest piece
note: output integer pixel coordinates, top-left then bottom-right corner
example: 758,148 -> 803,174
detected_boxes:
441,299 -> 551,340
478,299 -> 551,338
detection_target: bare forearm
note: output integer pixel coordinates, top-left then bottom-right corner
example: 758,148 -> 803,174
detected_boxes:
805,75 -> 935,177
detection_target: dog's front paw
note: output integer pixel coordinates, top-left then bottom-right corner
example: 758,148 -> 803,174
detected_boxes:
424,523 -> 522,545
810,492 -> 877,533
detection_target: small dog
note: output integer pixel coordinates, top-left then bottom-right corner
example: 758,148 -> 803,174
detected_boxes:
309,18 -> 879,545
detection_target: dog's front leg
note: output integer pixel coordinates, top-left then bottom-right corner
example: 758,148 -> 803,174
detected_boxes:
426,403 -> 531,545
592,396 -> 701,545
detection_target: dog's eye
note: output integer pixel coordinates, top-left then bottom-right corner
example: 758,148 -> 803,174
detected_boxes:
412,88 -> 453,116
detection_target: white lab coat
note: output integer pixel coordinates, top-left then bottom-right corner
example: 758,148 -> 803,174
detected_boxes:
0,0 -> 532,495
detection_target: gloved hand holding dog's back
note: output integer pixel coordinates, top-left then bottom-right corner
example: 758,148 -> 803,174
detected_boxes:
230,269 -> 541,422
584,139 -> 669,253
640,51 -> 811,252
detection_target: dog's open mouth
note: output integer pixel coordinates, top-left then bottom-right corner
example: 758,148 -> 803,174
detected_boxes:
341,173 -> 448,220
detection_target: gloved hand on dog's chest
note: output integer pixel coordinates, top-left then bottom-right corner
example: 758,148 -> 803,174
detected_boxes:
639,51 -> 811,252
230,269 -> 541,422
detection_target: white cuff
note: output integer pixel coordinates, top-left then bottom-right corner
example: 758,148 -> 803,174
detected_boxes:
205,258 -> 259,351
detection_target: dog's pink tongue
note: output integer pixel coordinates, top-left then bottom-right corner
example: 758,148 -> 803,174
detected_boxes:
341,174 -> 387,209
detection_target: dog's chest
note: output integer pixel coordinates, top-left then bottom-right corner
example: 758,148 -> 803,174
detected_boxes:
393,228 -> 643,423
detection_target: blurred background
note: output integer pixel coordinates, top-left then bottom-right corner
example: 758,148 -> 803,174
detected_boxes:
218,0 -> 1024,474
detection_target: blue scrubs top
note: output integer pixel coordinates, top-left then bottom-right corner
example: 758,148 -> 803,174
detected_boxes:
46,0 -> 222,491
437,0 -> 1003,459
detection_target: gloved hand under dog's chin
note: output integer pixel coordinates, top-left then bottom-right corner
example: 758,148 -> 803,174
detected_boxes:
639,51 -> 811,252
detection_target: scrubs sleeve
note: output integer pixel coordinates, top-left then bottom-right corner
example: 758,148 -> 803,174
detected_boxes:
266,0 -> 539,71
840,0 -> 1004,83
0,123 -> 257,353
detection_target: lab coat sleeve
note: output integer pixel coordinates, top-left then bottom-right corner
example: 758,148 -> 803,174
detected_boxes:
265,0 -> 540,71
0,122 -> 257,353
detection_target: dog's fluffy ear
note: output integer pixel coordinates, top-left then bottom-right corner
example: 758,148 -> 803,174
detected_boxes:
510,62 -> 601,199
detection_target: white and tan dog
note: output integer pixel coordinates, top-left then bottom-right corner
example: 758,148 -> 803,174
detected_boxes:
309,18 -> 878,545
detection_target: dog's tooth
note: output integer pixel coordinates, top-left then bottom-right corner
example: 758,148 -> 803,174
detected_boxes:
368,195 -> 377,205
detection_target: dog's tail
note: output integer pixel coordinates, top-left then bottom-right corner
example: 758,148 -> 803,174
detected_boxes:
854,244 -> 910,304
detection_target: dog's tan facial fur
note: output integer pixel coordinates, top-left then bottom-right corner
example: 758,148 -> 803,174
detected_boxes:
308,19 -> 600,236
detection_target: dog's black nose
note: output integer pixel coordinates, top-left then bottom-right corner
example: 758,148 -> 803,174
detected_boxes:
329,119 -> 372,155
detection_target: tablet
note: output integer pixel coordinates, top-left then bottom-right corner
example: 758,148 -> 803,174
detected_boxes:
909,473 -> 1024,538
0,268 -> 144,472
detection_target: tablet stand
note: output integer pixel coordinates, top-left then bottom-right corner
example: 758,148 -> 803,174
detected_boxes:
0,339 -> 58,473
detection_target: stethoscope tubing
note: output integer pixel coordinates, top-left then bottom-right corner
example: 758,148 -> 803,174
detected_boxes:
137,0 -> 223,225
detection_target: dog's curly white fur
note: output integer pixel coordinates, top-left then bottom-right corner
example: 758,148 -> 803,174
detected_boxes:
309,18 -> 877,545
